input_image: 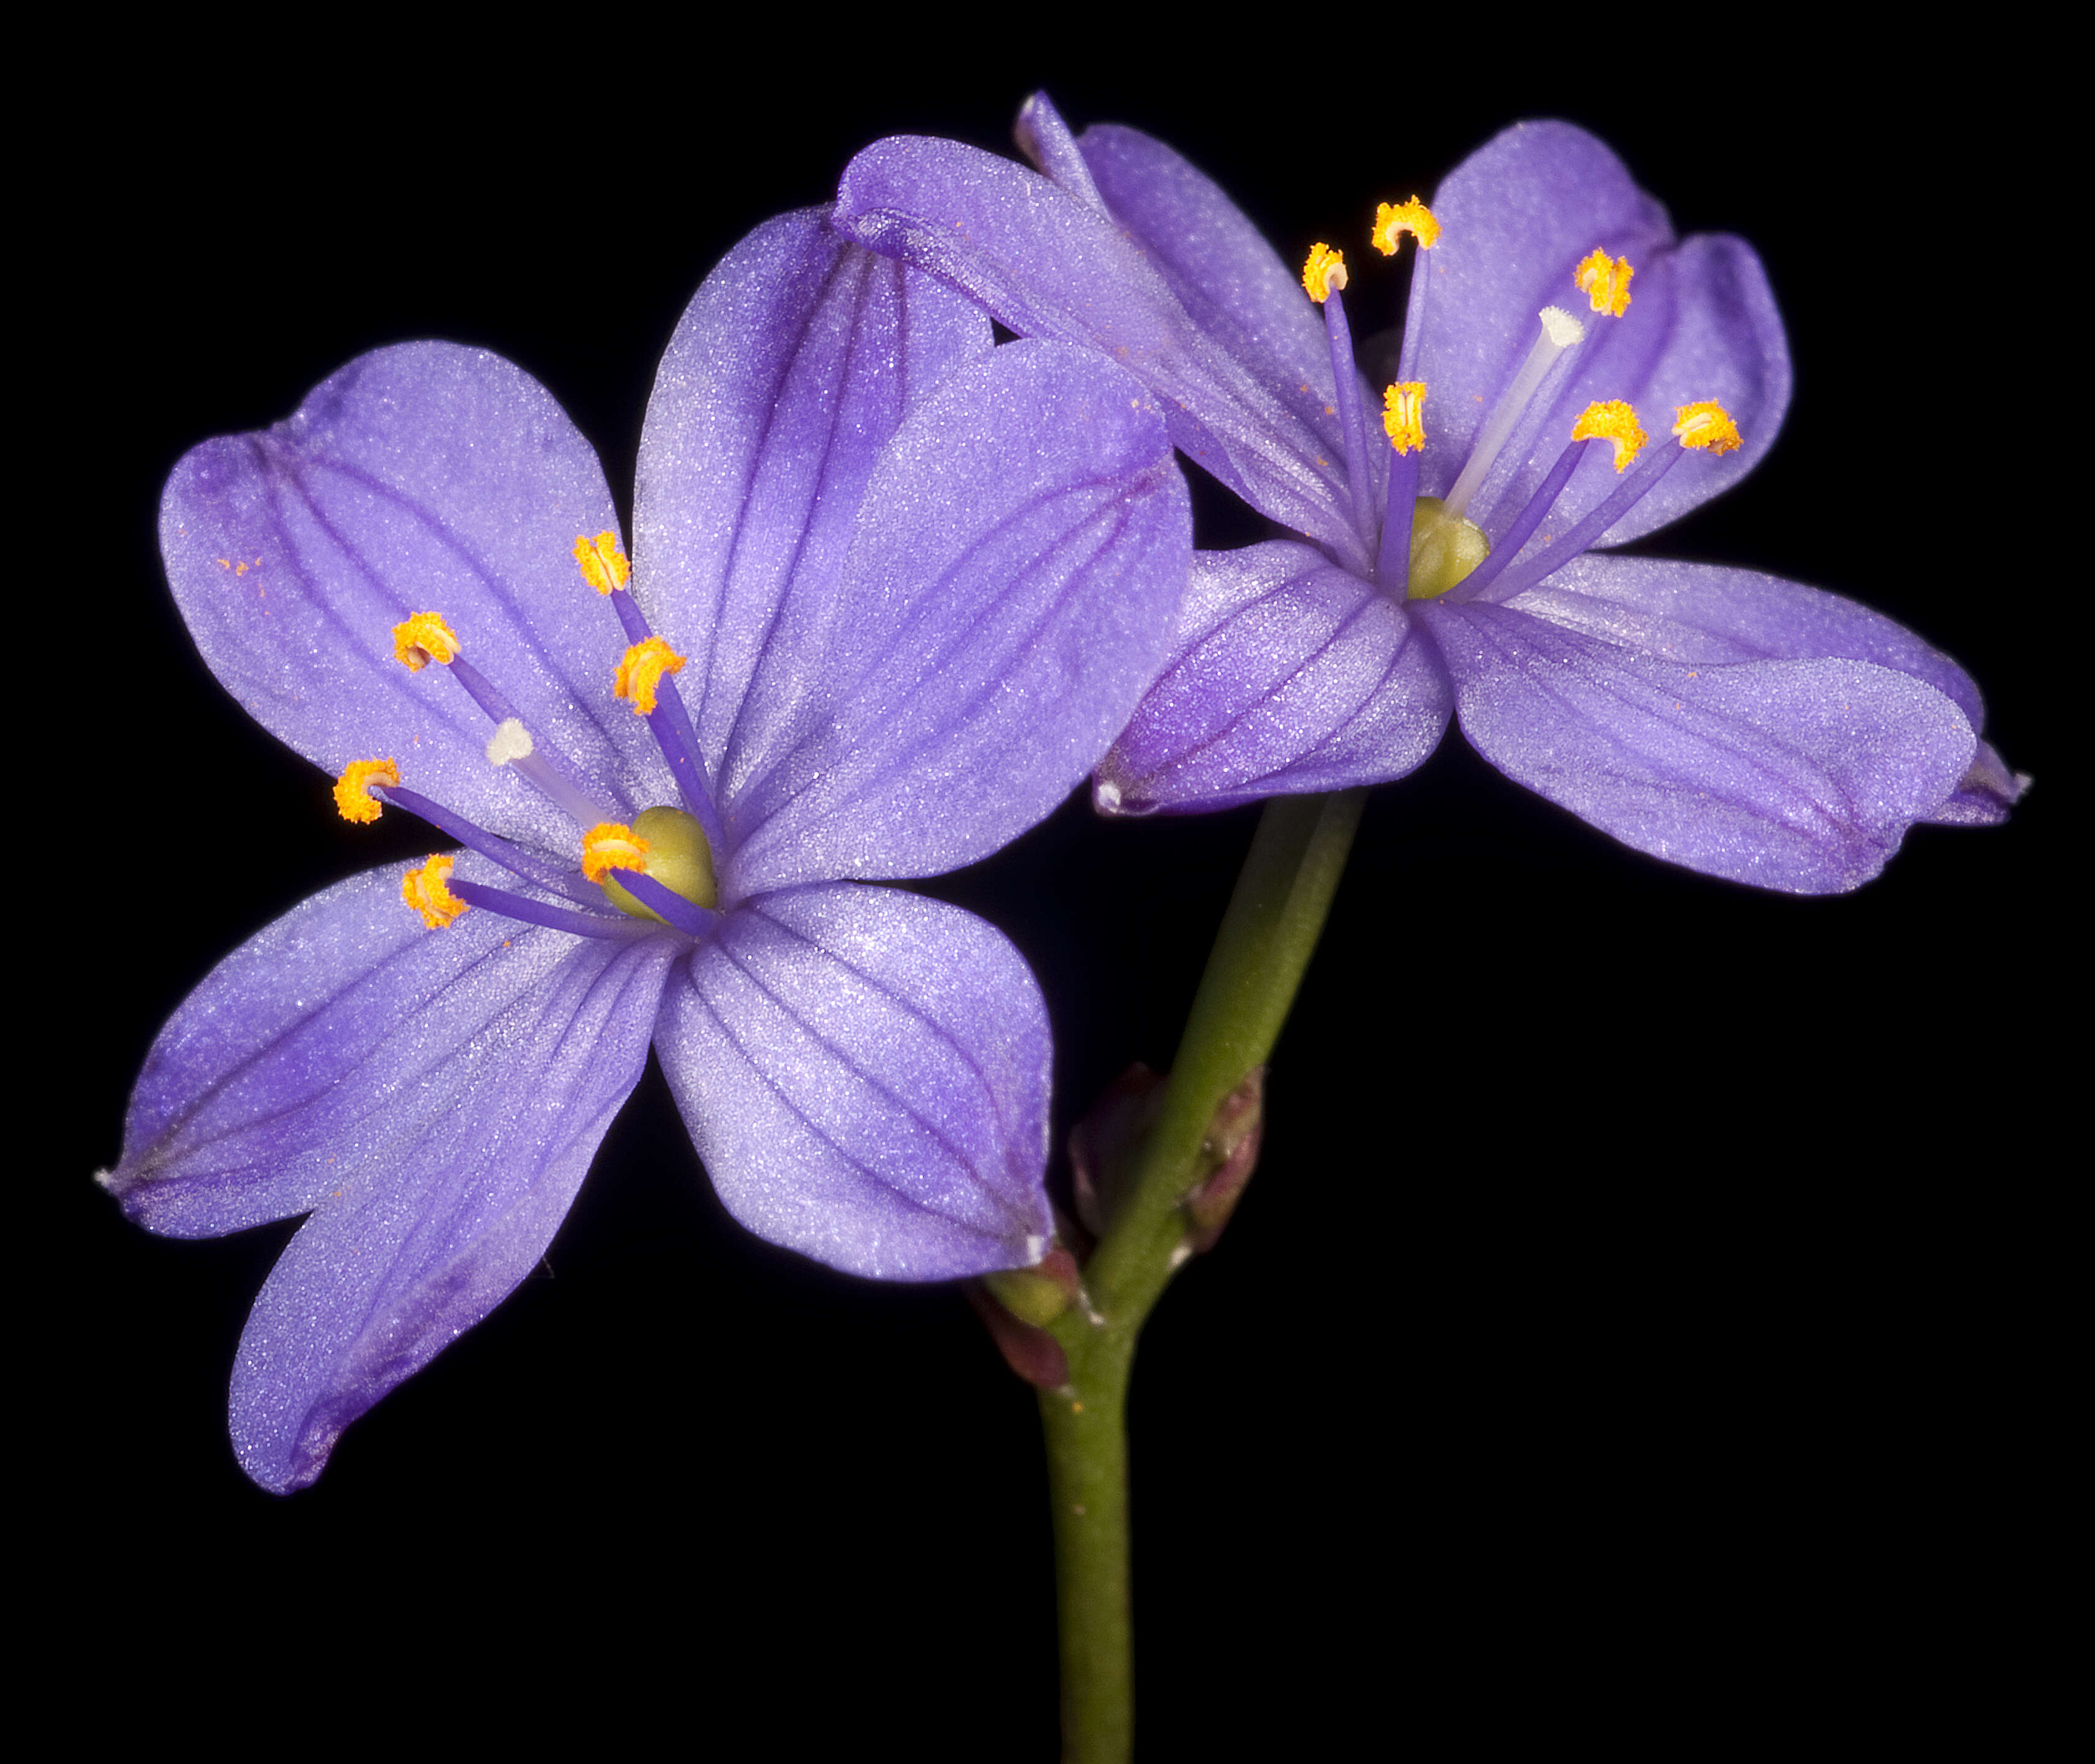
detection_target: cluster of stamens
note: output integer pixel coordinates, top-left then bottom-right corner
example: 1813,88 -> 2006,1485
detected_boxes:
331,533 -> 726,943
1299,195 -> 1740,603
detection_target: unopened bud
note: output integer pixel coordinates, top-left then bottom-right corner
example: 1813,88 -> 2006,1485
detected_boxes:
1182,1067 -> 1266,1255
985,1247 -> 1080,1326
1069,1063 -> 1168,1238
964,1280 -> 1069,1389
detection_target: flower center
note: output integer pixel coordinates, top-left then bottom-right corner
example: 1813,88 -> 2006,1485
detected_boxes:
327,532 -> 730,944
1301,207 -> 1739,606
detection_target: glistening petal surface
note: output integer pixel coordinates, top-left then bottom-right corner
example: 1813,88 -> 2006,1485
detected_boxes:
1099,542 -> 1451,814
835,136 -> 1363,567
657,884 -> 1053,1280
1418,598 -> 1976,892
162,345 -> 662,850
720,339 -> 1189,892
1421,122 -> 1788,547
634,208 -> 991,794
105,858 -> 647,1238
200,873 -> 674,1493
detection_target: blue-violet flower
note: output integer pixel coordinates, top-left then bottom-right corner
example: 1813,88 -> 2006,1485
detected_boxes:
101,209 -> 1189,1492
834,96 -> 2023,891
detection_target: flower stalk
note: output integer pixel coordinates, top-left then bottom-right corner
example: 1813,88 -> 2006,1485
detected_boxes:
1039,787 -> 1365,1763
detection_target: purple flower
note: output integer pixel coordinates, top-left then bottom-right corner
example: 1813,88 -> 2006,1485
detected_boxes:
835,97 -> 2023,892
101,210 -> 1189,1492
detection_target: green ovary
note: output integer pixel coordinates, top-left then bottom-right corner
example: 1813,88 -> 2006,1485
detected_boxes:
601,805 -> 718,921
1405,496 -> 1489,600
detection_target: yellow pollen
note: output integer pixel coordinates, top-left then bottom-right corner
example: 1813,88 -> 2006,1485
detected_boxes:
333,756 -> 401,824
391,611 -> 460,672
1371,198 -> 1441,255
1573,249 -> 1635,318
1570,400 -> 1647,472
1673,401 -> 1742,454
402,855 -> 468,929
581,822 -> 652,885
1300,243 -> 1348,303
574,531 -> 631,595
1382,382 -> 1426,455
613,636 -> 687,716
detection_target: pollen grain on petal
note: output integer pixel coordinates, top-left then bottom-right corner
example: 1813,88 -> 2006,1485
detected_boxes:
581,822 -> 651,884
574,531 -> 631,595
1300,243 -> 1348,303
613,635 -> 687,715
1382,382 -> 1426,454
402,855 -> 468,929
1673,401 -> 1743,453
391,611 -> 460,672
1371,197 -> 1441,254
1571,399 -> 1648,471
1574,248 -> 1635,317
333,757 -> 401,824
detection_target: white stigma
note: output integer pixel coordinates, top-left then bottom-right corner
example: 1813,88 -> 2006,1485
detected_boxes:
1441,307 -> 1587,523
486,718 -> 536,767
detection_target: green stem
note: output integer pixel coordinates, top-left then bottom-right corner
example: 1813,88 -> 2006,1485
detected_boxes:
1038,788 -> 1365,1764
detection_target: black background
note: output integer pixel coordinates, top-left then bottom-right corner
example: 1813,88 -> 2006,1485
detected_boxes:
42,31 -> 2061,1757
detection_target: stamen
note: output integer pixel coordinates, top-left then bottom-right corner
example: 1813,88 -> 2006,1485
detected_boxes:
446,878 -> 642,940
1569,399 -> 1647,471
1301,244 -> 1347,302
1574,249 -> 1635,318
1382,383 -> 1426,455
603,868 -> 720,939
1673,402 -> 1742,453
333,757 -> 400,824
574,531 -> 631,595
613,636 -> 687,717
391,611 -> 461,672
401,855 -> 469,929
1440,307 -> 1586,524
1371,197 -> 1441,255
379,783 -> 603,904
580,822 -> 651,885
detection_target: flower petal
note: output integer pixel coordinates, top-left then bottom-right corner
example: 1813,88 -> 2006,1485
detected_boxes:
657,884 -> 1053,1280
633,207 -> 992,786
103,856 -> 651,1239
1507,554 -> 1990,731
1098,542 -> 1451,814
719,339 -> 1190,892
835,132 -> 1364,567
161,345 -> 661,852
1421,121 -> 1789,547
1926,738 -> 2028,827
1418,599 -> 1976,893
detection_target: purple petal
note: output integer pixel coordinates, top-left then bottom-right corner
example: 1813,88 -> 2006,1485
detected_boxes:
162,345 -> 664,852
1926,739 -> 2028,826
835,134 -> 1364,568
1507,554 -> 1990,731
633,208 -> 992,791
719,339 -> 1189,892
657,884 -> 1053,1280
103,857 -> 675,1493
1418,599 -> 1976,892
1420,121 -> 1789,548
1072,119 -> 1347,493
1098,542 -> 1451,815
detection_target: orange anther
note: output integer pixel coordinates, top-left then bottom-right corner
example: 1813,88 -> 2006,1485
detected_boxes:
574,531 -> 631,595
391,611 -> 460,672
1570,400 -> 1648,471
333,757 -> 401,824
1371,198 -> 1441,255
1382,382 -> 1426,455
613,636 -> 687,716
1300,243 -> 1348,303
581,822 -> 652,885
1574,249 -> 1635,318
402,855 -> 468,929
1673,401 -> 1742,454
